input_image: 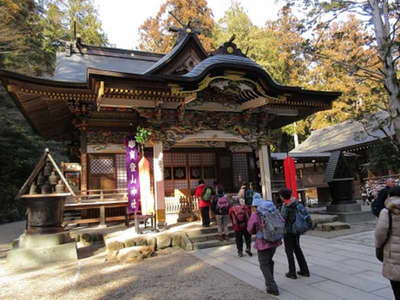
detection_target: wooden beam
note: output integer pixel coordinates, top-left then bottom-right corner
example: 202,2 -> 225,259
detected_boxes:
239,97 -> 270,111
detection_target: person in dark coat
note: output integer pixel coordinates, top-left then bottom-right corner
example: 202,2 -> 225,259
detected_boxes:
372,179 -> 396,217
279,188 -> 310,279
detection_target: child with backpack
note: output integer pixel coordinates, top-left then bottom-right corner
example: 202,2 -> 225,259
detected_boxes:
247,193 -> 283,296
212,188 -> 230,240
229,196 -> 252,257
279,188 -> 311,279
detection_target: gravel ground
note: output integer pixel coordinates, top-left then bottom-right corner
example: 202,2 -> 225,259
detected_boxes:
0,247 -> 268,300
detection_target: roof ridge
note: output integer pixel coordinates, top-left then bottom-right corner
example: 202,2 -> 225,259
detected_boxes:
74,43 -> 164,59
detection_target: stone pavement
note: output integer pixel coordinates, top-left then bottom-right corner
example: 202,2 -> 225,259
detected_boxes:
0,221 -> 24,259
190,231 -> 393,300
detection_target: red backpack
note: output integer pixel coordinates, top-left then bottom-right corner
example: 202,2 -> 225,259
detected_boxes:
233,205 -> 247,225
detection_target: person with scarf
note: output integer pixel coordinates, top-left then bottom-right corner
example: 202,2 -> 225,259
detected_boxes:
279,188 -> 310,279
375,186 -> 400,300
247,193 -> 281,296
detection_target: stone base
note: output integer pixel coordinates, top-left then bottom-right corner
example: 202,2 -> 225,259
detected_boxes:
7,242 -> 77,269
327,203 -> 361,213
7,232 -> 77,269
317,222 -> 351,232
320,203 -> 375,223
333,211 -> 375,223
18,232 -> 73,248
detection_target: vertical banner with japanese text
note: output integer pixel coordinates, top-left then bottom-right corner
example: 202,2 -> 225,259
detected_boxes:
126,137 -> 141,214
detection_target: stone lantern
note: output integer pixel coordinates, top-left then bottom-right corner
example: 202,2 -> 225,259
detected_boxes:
325,151 -> 372,223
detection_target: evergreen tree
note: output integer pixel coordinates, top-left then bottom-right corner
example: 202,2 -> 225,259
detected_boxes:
0,0 -> 52,75
0,0 -> 107,223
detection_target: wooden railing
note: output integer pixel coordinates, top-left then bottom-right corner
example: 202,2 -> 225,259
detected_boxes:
66,188 -> 128,204
165,195 -> 199,214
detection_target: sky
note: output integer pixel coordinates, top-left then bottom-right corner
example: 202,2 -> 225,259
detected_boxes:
93,0 -> 283,50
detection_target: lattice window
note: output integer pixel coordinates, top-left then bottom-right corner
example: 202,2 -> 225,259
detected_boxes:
171,152 -> 186,166
232,153 -> 249,190
188,153 -> 201,166
115,154 -> 127,189
164,153 -> 173,166
201,153 -> 216,165
89,158 -> 114,175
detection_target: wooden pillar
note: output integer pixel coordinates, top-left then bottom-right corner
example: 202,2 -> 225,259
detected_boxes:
80,131 -> 88,195
153,141 -> 166,227
258,144 -> 272,200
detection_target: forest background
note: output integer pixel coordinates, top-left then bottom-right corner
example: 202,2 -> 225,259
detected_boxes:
0,0 -> 396,222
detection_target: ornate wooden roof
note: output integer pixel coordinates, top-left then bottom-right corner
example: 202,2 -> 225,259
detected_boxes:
0,31 -> 341,142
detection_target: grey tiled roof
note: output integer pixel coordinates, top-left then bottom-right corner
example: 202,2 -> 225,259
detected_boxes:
291,111 -> 393,153
271,152 -> 331,160
144,33 -> 207,74
52,52 -> 159,82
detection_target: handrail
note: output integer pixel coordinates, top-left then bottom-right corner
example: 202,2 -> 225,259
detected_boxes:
67,190 -> 128,204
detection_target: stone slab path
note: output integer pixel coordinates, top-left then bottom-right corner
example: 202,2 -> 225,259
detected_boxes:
190,231 -> 393,300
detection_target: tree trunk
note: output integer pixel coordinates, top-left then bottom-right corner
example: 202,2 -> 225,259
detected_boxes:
369,0 -> 400,144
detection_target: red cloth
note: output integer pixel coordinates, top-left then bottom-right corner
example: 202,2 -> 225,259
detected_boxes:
195,184 -> 210,208
283,156 -> 298,199
229,205 -> 250,232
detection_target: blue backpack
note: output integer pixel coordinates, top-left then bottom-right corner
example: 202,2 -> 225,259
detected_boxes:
292,203 -> 312,235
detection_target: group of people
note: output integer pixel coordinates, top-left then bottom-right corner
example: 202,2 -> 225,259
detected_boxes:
373,178 -> 400,300
194,180 -> 311,296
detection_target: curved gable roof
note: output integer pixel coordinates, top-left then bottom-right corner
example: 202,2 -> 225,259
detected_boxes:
144,32 -> 208,75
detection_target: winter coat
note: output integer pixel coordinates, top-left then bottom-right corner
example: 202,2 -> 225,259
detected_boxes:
195,184 -> 210,208
375,196 -> 400,281
247,200 -> 282,251
281,198 -> 298,235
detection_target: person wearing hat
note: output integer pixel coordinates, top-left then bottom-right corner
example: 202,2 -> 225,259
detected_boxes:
247,193 -> 282,296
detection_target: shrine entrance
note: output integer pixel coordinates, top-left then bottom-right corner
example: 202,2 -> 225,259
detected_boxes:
0,25 -> 341,227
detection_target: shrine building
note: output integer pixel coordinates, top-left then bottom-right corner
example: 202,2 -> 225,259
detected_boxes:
0,29 -> 340,226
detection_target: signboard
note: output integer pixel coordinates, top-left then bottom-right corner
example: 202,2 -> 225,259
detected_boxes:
125,137 -> 141,214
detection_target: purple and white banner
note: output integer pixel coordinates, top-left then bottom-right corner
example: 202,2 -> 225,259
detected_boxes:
125,137 -> 141,214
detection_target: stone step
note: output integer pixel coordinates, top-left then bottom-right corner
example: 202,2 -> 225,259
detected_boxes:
192,238 -> 236,250
310,214 -> 339,225
182,224 -> 234,235
317,221 -> 351,232
188,231 -> 235,243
